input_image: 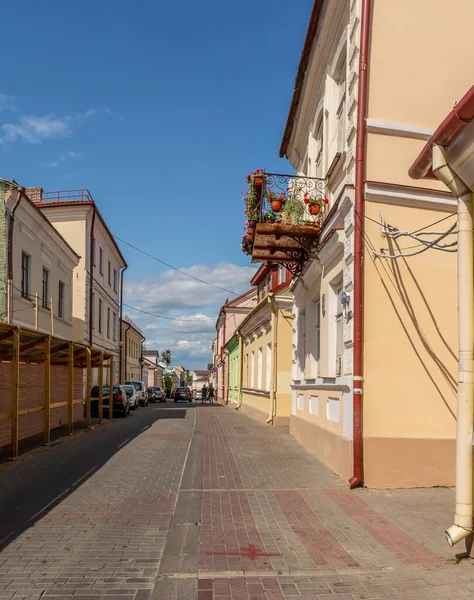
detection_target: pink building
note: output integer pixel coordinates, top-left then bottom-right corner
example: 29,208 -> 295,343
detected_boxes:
215,288 -> 257,404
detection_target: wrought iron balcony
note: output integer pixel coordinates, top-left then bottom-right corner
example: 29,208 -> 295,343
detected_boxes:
241,171 -> 327,277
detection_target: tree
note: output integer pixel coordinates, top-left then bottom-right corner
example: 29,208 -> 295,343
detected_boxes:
163,374 -> 173,397
161,349 -> 171,366
186,370 -> 193,383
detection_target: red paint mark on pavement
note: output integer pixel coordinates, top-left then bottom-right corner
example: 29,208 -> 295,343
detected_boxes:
327,490 -> 440,565
274,490 -> 359,569
208,542 -> 282,560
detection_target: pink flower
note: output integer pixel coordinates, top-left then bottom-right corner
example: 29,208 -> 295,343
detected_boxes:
244,221 -> 249,226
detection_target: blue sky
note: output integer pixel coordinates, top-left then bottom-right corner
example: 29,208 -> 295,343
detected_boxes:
1,0 -> 312,368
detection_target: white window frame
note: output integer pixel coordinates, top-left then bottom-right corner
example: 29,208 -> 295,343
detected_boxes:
265,343 -> 272,391
257,347 -> 263,390
250,351 -> 255,389
58,281 -> 65,319
335,285 -> 343,377
42,268 -> 49,309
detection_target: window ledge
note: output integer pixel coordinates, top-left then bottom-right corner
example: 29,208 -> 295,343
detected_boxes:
291,380 -> 350,392
242,388 -> 270,397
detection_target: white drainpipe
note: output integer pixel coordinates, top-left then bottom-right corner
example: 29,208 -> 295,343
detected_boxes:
432,144 -> 474,547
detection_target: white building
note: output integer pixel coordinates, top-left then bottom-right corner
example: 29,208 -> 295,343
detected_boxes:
31,188 -> 127,384
0,181 -> 79,338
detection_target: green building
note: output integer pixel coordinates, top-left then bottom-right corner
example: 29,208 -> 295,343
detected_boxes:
225,334 -> 240,405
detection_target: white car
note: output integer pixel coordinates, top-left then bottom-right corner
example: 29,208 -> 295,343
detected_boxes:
124,380 -> 148,406
123,384 -> 139,410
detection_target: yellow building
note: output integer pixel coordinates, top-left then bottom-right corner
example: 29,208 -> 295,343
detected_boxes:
121,316 -> 145,382
241,0 -> 470,488
238,265 -> 293,426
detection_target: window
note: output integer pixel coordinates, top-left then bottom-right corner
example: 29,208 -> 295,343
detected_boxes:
99,247 -> 103,275
91,293 -> 95,328
107,307 -> 111,338
93,238 -> 96,266
336,58 -> 347,154
313,299 -> 321,375
250,351 -> 255,388
245,353 -> 249,386
42,268 -> 49,309
310,395 -> 319,415
335,285 -> 343,376
265,343 -> 272,391
315,116 -> 324,178
327,397 -> 340,422
21,253 -> 30,298
113,312 -> 117,341
298,311 -> 306,377
257,347 -> 263,390
58,281 -> 65,319
113,269 -> 117,292
278,265 -> 286,286
98,298 -> 102,333
297,394 -> 304,411
108,261 -> 111,286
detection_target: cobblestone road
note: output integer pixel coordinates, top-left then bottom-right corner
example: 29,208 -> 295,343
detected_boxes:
0,403 -> 472,600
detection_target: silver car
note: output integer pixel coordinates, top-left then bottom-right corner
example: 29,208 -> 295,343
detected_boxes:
123,384 -> 139,410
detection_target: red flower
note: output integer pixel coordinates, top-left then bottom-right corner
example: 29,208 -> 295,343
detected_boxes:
304,198 -> 310,205
323,198 -> 329,204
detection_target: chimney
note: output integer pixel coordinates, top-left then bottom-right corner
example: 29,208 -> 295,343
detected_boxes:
25,186 -> 43,204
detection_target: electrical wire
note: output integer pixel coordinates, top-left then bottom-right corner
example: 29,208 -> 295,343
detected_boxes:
354,208 -> 456,231
113,234 -> 241,296
122,302 -> 222,323
374,222 -> 457,259
0,278 -> 222,324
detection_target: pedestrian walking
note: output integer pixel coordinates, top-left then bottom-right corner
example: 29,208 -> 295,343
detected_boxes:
207,383 -> 215,404
201,384 -> 207,404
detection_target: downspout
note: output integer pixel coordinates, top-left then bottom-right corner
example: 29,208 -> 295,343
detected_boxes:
123,322 -> 132,381
118,266 -> 127,382
88,207 -> 96,347
267,293 -> 277,425
432,144 -> 474,548
349,0 -> 372,489
6,188 -> 23,323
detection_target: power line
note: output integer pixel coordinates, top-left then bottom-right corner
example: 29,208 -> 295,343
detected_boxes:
113,234 -> 241,296
354,209 -> 456,231
123,302 -> 221,323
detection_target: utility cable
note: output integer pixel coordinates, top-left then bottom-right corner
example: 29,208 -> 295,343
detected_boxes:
122,302 -> 222,323
113,234 -> 241,296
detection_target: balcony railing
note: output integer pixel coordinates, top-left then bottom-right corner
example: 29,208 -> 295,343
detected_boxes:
42,189 -> 94,203
241,171 -> 327,277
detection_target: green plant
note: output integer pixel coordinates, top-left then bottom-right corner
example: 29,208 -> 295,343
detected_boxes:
304,192 -> 329,208
161,349 -> 171,366
242,169 -> 267,222
264,209 -> 276,222
281,195 -> 305,225
163,374 -> 173,397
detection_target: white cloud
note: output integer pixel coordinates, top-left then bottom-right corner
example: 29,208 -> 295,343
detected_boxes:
125,263 -> 257,368
3,115 -> 72,143
42,150 -> 82,168
1,108 -> 109,144
0,94 -> 17,113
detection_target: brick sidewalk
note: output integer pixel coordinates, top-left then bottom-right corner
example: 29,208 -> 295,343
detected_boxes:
0,403 -> 472,600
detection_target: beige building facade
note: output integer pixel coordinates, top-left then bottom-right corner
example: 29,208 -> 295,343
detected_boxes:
0,182 -> 79,339
34,189 -> 127,385
264,0 -> 470,487
121,316 -> 145,382
238,265 -> 293,426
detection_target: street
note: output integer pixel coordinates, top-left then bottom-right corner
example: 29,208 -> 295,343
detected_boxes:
0,404 -> 472,600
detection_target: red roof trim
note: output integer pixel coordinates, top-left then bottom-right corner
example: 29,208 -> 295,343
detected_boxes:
409,85 -> 474,180
250,264 -> 273,287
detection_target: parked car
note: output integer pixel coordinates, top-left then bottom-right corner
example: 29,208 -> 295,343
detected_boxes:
194,390 -> 203,400
123,384 -> 139,410
147,386 -> 165,403
90,385 -> 130,418
124,380 -> 148,406
174,387 -> 193,403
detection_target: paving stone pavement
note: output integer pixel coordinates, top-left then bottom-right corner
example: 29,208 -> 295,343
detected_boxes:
0,403 -> 473,600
